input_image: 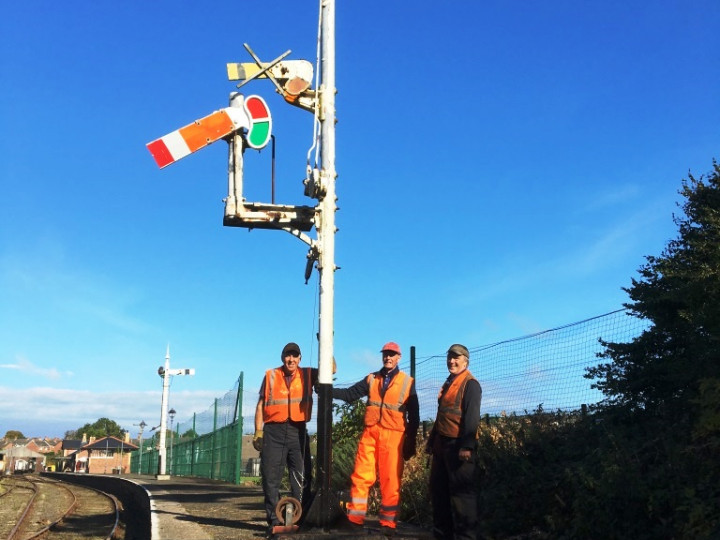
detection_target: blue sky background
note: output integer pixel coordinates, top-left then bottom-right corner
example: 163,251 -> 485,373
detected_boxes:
1,1 -> 718,439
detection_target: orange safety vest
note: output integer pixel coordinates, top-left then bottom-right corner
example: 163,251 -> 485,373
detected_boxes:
262,367 -> 314,423
364,371 -> 413,432
434,370 -> 476,438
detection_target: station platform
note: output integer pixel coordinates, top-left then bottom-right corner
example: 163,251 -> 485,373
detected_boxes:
126,475 -> 434,540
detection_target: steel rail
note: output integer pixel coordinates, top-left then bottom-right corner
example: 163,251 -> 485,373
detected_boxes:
21,476 -> 121,540
6,478 -> 39,540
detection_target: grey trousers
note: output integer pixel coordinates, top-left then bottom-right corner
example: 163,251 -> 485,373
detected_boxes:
430,436 -> 478,540
260,422 -> 312,525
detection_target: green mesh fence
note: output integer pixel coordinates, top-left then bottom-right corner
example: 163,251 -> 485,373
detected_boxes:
130,373 -> 246,483
130,440 -> 158,475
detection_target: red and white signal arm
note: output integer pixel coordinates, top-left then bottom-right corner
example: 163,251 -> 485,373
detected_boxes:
146,95 -> 272,169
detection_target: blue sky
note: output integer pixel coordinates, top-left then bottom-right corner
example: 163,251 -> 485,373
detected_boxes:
1,1 -> 718,439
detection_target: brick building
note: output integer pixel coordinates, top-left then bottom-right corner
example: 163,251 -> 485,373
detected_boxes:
66,434 -> 138,474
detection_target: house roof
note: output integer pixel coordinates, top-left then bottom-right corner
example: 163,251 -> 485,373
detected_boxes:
62,440 -> 83,450
0,447 -> 45,458
82,436 -> 138,451
8,438 -> 30,446
33,439 -> 54,448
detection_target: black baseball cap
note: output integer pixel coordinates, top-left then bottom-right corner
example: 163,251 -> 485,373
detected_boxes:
281,342 -> 301,357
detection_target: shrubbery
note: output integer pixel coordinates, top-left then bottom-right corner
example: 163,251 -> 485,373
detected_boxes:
330,401 -> 719,538
327,162 -> 720,538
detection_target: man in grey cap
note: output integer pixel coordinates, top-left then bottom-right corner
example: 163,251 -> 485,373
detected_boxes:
426,344 -> 482,540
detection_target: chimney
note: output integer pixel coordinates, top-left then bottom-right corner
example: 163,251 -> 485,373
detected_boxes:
89,436 -> 96,444
82,433 -> 87,443
124,431 -> 130,443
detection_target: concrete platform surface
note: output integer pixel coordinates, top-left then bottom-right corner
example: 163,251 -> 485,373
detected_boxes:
126,475 -> 433,540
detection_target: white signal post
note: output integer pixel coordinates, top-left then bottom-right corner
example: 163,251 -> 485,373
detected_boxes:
313,0 -> 338,527
157,345 -> 195,480
228,5 -> 338,526
145,0 -> 338,524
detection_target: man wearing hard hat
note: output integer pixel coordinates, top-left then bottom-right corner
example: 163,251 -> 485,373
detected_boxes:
332,341 -> 420,534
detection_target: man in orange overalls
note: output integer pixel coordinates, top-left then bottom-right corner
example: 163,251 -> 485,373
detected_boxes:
332,341 -> 420,534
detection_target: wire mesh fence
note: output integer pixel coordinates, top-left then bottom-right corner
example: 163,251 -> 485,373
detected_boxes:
130,309 -> 647,482
404,309 -> 647,422
175,377 -> 243,437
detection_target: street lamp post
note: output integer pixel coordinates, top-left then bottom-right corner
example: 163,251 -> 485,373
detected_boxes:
168,408 -> 176,475
136,420 -> 147,474
104,420 -> 110,474
119,429 -> 126,474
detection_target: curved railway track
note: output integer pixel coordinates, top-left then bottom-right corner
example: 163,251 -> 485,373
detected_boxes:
0,474 -> 122,540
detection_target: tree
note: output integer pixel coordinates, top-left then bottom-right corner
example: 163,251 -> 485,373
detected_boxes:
588,160 -> 720,420
4,430 -> 25,439
586,160 -> 720,536
65,418 -> 126,440
181,428 -> 198,439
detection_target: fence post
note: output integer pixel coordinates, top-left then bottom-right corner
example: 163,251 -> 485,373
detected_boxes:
410,345 -> 416,379
211,398 -> 218,479
235,372 -> 244,484
190,413 -> 196,476
175,423 -> 179,475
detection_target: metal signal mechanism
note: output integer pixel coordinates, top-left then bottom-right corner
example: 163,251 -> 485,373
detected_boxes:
227,44 -> 316,113
223,92 -> 316,237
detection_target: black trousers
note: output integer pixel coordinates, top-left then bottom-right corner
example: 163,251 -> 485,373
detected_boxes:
429,436 -> 478,540
260,422 -> 312,525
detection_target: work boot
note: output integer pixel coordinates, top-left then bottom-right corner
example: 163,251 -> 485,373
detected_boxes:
380,525 -> 396,537
267,521 -> 284,539
341,516 -> 364,533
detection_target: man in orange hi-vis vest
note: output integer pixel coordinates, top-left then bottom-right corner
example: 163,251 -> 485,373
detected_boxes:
426,344 -> 482,540
254,342 -> 316,536
332,341 -> 420,534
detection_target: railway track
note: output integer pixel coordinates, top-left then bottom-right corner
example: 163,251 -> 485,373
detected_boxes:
0,474 -> 122,540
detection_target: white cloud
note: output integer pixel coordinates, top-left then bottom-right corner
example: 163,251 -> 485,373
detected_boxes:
0,386 -> 226,438
0,356 -> 71,380
575,183 -> 643,213
456,192 -> 672,311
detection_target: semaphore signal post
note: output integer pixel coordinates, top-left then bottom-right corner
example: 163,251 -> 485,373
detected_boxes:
146,0 -> 338,529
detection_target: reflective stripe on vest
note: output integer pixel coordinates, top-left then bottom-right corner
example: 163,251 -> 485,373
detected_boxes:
435,370 -> 476,438
263,367 -> 313,423
364,371 -> 412,431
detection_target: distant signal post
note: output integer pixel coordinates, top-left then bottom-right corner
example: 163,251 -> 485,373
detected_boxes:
156,346 -> 194,480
